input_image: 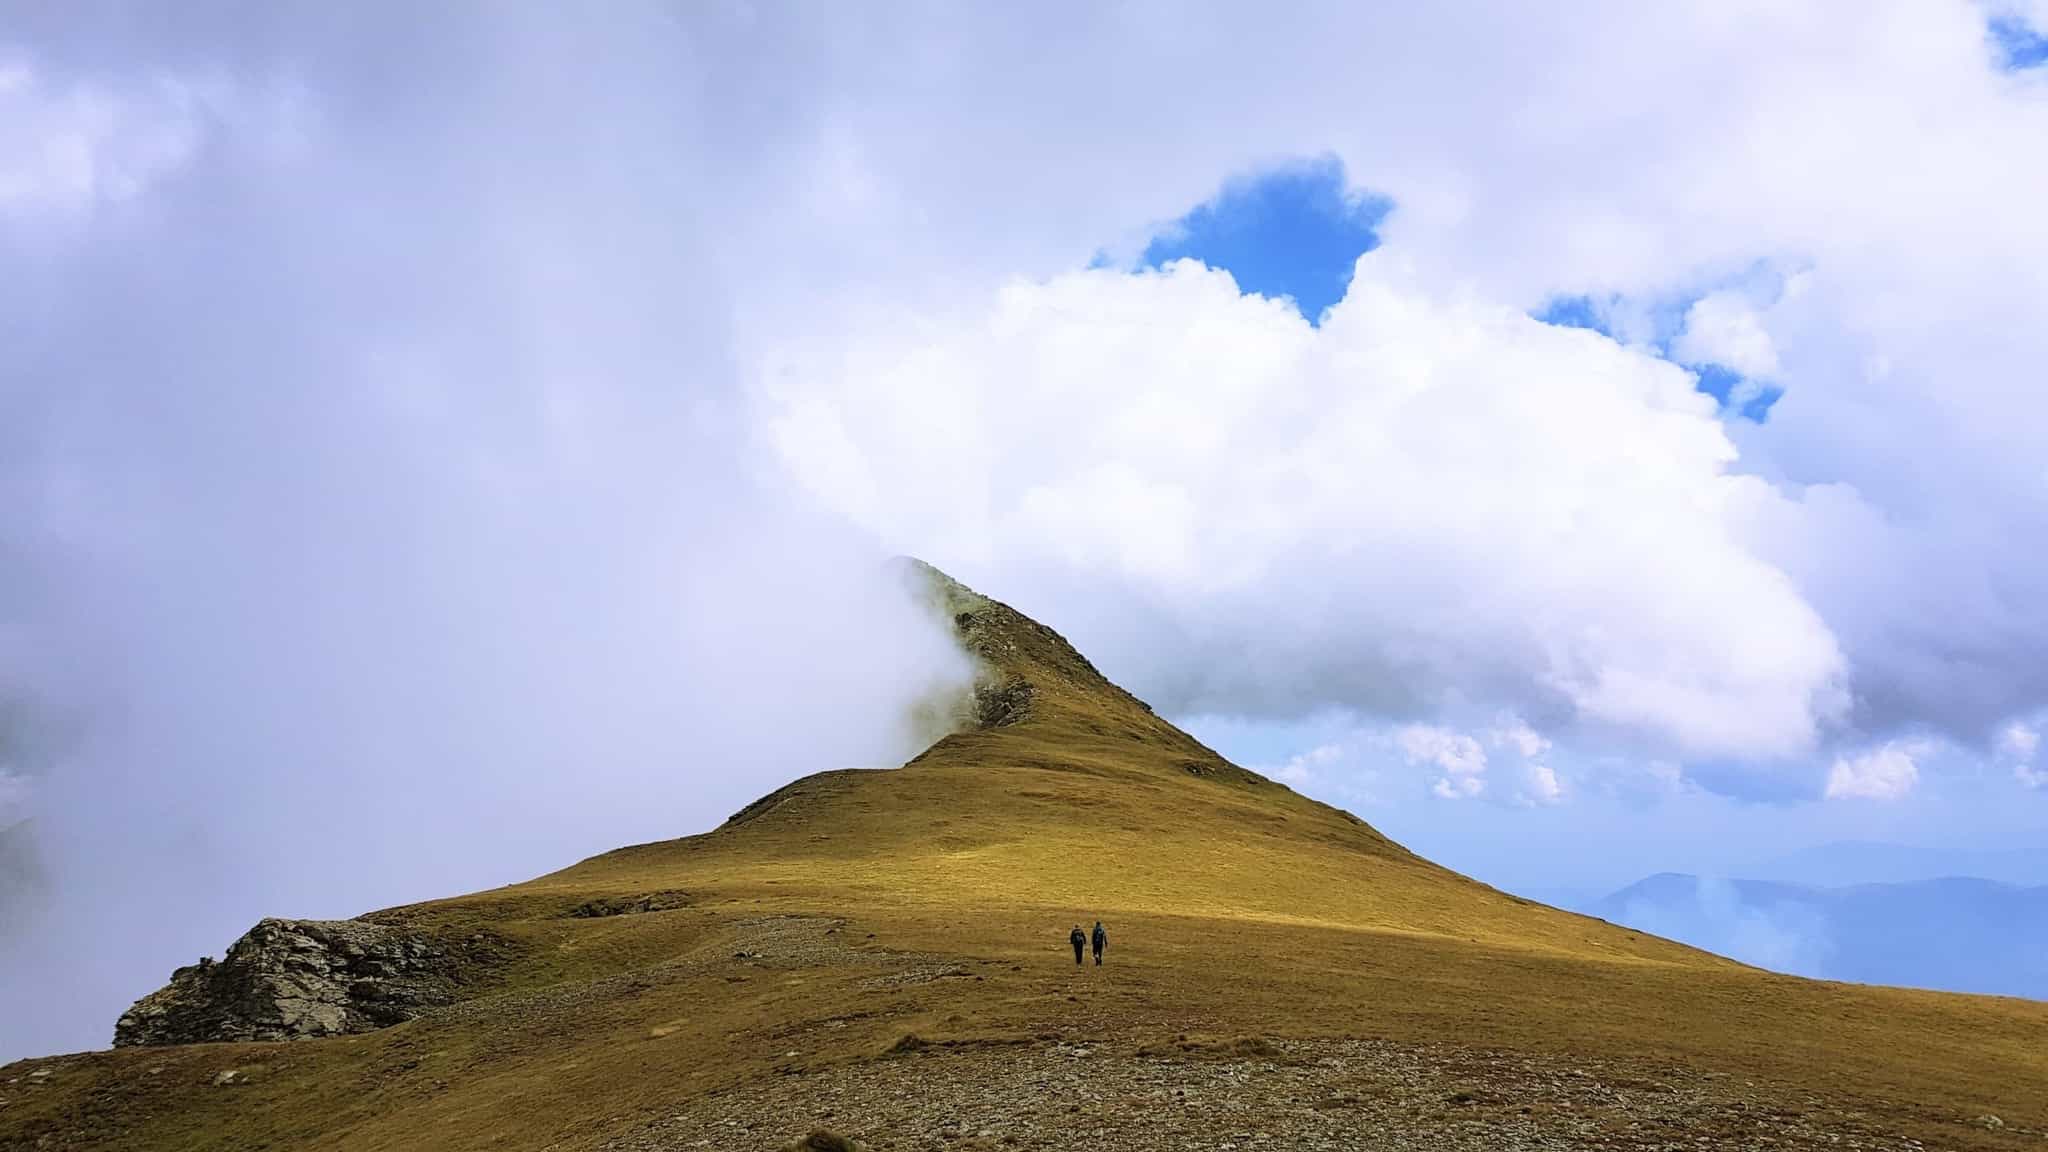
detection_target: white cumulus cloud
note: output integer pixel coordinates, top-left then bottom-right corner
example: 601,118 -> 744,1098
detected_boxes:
1432,775 -> 1486,801
1396,724 -> 1489,800
1671,291 -> 1782,379
1517,762 -> 1565,807
763,256 -> 1848,761
1489,717 -> 1552,759
17,0 -> 2048,1057
1268,741 -> 1345,786
1824,741 -> 1924,801
1397,724 -> 1488,775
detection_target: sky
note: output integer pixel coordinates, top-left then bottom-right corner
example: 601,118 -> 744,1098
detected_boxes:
5,0 -> 2048,1059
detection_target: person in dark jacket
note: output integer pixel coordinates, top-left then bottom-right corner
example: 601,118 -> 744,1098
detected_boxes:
1091,921 -> 1107,965
1069,925 -> 1086,965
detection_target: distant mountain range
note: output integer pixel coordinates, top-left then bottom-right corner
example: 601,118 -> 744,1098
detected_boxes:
1744,840 -> 2048,889
1586,871 -> 2048,1001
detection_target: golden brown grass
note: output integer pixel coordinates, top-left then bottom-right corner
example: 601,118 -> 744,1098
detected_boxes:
4,568 -> 2044,1150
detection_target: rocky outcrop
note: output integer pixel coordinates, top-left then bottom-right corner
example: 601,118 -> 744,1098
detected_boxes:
969,673 -> 1033,728
114,917 -> 500,1047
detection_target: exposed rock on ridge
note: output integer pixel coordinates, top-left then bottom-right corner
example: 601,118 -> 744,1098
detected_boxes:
113,917 -> 503,1047
894,557 -> 1273,789
895,558 -> 1038,731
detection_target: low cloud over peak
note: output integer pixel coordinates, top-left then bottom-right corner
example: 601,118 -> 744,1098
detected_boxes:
764,254 -> 1847,764
10,0 -> 2048,1059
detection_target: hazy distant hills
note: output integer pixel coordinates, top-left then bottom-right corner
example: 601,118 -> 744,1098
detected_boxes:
1745,840 -> 2048,889
1589,871 -> 2048,1001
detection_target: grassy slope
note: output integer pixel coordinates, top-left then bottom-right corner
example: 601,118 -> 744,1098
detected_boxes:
4,567 -> 2045,1150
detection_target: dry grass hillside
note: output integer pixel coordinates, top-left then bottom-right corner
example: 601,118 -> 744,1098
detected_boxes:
4,564 -> 2045,1151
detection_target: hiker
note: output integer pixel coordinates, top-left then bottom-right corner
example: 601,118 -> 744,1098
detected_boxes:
1091,921 -> 1107,966
1069,924 -> 1086,965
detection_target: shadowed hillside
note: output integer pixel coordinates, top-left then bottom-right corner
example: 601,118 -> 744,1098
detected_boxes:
3,566 -> 2045,1151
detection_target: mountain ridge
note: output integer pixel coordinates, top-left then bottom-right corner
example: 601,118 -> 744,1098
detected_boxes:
4,563 -> 2045,1151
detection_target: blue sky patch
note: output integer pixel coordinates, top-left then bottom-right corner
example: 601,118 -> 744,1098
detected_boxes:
1991,16 -> 2048,70
1534,292 -> 1782,422
1144,165 -> 1784,419
1141,156 -> 1388,325
1534,294 -> 1617,338
1694,365 -> 1784,423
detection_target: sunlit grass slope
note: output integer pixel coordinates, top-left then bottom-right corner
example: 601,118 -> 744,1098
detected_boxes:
540,562 -> 1701,964
4,563 -> 2044,1151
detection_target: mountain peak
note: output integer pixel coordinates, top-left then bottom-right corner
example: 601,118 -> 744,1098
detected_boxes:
14,569 -> 2045,1152
894,557 -> 1266,788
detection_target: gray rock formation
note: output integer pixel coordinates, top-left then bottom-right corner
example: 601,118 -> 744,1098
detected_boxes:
114,917 -> 500,1047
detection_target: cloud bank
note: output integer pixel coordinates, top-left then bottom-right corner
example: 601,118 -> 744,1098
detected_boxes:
6,0 -> 2048,1057
764,258 -> 1847,760
0,18 -> 971,1060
